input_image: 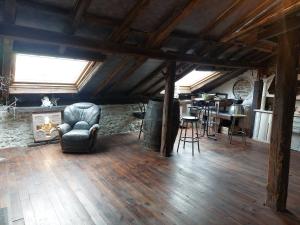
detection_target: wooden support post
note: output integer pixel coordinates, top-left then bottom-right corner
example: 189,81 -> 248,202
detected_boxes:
160,61 -> 176,157
266,30 -> 299,211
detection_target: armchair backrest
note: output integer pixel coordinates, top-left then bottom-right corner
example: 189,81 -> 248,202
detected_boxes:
63,102 -> 100,127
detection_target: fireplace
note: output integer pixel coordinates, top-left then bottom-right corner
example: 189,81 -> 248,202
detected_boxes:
32,112 -> 61,142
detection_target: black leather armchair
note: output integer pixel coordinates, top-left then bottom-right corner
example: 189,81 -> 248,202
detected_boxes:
57,102 -> 100,153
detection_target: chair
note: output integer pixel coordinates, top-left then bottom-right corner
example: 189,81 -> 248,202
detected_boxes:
132,103 -> 146,139
57,102 -> 100,153
177,106 -> 200,156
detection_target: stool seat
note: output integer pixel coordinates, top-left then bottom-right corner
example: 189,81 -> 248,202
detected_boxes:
182,116 -> 198,121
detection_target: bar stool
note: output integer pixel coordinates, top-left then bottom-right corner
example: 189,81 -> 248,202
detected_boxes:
177,115 -> 200,156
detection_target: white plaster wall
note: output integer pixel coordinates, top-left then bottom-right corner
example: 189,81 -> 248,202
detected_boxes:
209,70 -> 257,132
210,70 -> 257,106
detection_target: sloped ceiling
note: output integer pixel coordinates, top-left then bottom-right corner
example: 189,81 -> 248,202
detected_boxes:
0,0 -> 295,104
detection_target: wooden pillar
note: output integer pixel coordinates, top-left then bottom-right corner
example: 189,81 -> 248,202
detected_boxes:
266,30 -> 299,211
160,61 -> 176,157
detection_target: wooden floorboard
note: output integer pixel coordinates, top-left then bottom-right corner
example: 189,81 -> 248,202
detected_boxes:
0,132 -> 300,225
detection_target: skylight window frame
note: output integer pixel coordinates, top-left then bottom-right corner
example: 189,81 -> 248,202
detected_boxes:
10,53 -> 98,94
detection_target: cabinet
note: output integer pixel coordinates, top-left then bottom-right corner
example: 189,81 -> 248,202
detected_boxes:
253,110 -> 300,151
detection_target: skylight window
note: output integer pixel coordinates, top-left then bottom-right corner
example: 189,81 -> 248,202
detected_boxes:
160,70 -> 218,96
14,54 -> 89,84
175,70 -> 215,87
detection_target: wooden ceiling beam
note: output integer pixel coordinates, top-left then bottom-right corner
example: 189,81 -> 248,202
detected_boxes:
200,0 -> 243,34
220,0 -> 280,42
101,0 -> 203,94
4,0 -> 16,24
0,23 -> 257,68
13,42 -> 106,61
257,15 -> 300,41
2,0 -> 16,96
93,0 -> 150,95
141,63 -> 186,94
147,0 -> 202,48
147,63 -> 197,95
65,0 -> 92,34
222,0 -> 300,42
2,38 -> 13,78
128,62 -> 167,95
109,0 -> 150,42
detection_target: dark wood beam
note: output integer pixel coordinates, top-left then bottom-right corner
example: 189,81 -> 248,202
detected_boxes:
13,42 -> 106,61
2,0 -> 16,97
4,0 -> 16,24
92,57 -> 130,95
266,30 -> 299,211
95,0 -> 206,94
200,0 -> 243,34
2,38 -> 13,78
93,0 -> 150,95
160,61 -> 176,157
257,15 -> 300,41
109,0 -> 149,42
148,63 -> 197,95
128,62 -> 167,95
65,0 -> 92,34
147,0 -> 202,48
221,0 -> 279,42
0,23 -> 256,68
222,0 -> 300,42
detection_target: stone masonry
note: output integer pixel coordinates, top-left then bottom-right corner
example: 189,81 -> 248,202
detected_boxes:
0,104 -> 142,149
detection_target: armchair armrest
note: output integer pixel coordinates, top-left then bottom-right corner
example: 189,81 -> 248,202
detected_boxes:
57,123 -> 72,136
89,124 -> 100,136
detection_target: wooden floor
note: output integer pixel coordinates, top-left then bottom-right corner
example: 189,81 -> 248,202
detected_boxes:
1,132 -> 300,225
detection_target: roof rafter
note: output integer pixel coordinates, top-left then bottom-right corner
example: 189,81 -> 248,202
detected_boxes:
100,0 -> 204,95
65,0 -> 92,34
109,0 -> 150,42
221,0 -> 279,42
146,63 -> 197,95
257,15 -> 300,41
128,62 -> 167,95
200,0 -> 243,35
4,0 -> 16,24
0,23 -> 256,68
222,0 -> 300,42
2,0 -> 16,90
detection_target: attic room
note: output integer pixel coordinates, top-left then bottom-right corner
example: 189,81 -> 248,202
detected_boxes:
1,0 -> 300,224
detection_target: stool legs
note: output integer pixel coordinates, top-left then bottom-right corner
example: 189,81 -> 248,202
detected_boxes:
183,121 -> 188,149
177,120 -> 200,156
195,121 -> 200,153
177,121 -> 184,153
191,122 -> 194,156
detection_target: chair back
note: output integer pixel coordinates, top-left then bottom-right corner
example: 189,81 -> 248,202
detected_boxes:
64,102 -> 100,127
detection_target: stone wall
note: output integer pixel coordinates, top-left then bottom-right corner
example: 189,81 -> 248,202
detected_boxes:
0,104 -> 142,149
98,104 -> 141,135
0,110 -> 33,148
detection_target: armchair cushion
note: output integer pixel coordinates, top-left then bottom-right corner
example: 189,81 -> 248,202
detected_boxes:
73,121 -> 91,130
57,123 -> 72,135
62,129 -> 89,142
